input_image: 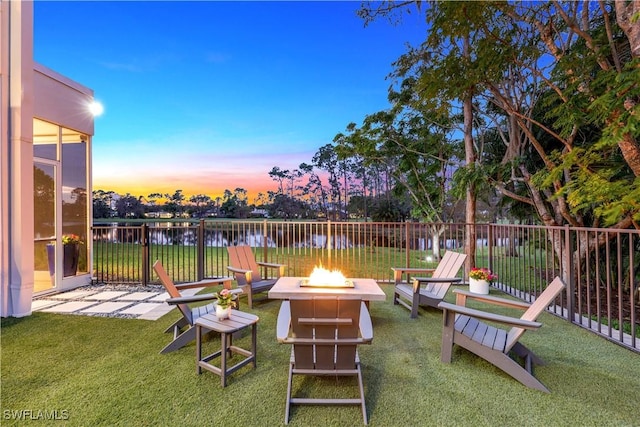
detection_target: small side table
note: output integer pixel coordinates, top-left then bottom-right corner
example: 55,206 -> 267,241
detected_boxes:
195,310 -> 259,387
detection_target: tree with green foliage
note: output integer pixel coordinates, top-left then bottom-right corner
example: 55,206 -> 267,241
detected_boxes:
334,75 -> 463,255
358,1 -> 484,262
358,1 -> 640,286
115,193 -> 144,218
92,189 -> 114,219
163,190 -> 185,218
312,144 -> 349,220
267,193 -> 311,219
188,194 -> 214,218
220,188 -> 251,218
298,162 -> 329,218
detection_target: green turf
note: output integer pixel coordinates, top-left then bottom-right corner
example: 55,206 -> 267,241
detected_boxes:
2,285 -> 639,426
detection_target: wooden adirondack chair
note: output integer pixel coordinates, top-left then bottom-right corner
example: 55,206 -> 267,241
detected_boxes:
226,245 -> 285,309
392,250 -> 467,318
153,260 -> 240,354
438,277 -> 566,392
276,296 -> 374,425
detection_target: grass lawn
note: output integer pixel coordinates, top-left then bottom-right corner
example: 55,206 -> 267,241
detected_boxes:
2,284 -> 639,426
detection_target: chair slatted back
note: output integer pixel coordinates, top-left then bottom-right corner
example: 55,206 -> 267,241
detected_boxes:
429,251 -> 467,299
432,251 -> 467,279
505,277 -> 565,352
290,297 -> 361,371
153,260 -> 193,324
227,245 -> 263,285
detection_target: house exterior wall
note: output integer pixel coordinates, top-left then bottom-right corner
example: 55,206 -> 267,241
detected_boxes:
34,63 -> 94,135
1,0 -> 95,317
1,0 -> 35,317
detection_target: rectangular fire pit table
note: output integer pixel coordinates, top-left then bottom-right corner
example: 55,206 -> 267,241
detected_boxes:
268,277 -> 386,307
195,310 -> 259,387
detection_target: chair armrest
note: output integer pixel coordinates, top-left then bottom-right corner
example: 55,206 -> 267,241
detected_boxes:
166,293 -> 217,305
276,301 -> 291,342
453,289 -> 531,310
257,262 -> 286,277
391,267 -> 436,284
227,266 -> 251,275
391,267 -> 437,273
438,302 -> 542,329
174,277 -> 233,290
167,287 -> 242,305
359,302 -> 373,342
412,277 -> 462,293
227,266 -> 253,284
413,277 -> 463,283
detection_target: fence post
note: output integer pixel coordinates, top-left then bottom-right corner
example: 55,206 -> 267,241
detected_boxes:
564,224 -> 575,323
263,219 -> 268,262
405,222 -> 410,268
327,220 -> 332,269
487,224 -> 494,273
197,219 -> 205,281
141,224 -> 149,286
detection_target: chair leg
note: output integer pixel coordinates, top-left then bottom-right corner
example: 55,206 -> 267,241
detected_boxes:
247,290 -> 254,309
160,325 -> 208,354
493,352 -> 550,393
511,342 -> 545,367
454,333 -> 550,392
357,364 -> 368,425
196,324 -> 202,375
164,318 -> 187,335
411,291 -> 420,319
285,363 -> 293,425
440,309 -> 455,363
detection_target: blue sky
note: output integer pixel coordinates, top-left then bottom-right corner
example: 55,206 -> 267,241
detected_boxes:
34,1 -> 426,201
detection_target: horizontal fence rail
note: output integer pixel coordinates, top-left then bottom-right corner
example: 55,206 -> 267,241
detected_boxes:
92,220 -> 639,352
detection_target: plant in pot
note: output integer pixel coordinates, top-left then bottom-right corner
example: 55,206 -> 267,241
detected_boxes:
214,288 -> 237,320
468,267 -> 497,295
47,234 -> 84,280
61,234 -> 83,277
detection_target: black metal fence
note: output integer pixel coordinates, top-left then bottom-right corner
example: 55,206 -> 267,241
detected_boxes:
92,220 -> 639,352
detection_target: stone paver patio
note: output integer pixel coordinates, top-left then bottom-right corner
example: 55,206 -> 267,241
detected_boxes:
31,286 -> 204,320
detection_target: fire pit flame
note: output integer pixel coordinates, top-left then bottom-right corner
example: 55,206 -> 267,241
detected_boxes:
301,265 -> 353,288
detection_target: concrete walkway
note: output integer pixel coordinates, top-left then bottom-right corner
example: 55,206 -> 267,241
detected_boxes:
31,286 -> 204,320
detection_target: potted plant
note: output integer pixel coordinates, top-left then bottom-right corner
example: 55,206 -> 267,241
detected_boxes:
468,267 -> 497,295
47,234 -> 84,280
62,234 -> 83,277
214,288 -> 237,320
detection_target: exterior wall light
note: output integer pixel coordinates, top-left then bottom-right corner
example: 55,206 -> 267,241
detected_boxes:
89,100 -> 104,117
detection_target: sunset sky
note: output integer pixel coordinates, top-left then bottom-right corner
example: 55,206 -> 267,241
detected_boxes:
34,1 -> 426,202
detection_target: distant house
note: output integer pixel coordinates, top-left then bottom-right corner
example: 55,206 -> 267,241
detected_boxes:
1,2 -> 97,317
144,211 -> 174,219
250,208 -> 269,218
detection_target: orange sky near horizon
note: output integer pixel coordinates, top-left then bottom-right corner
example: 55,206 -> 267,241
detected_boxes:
93,172 -> 278,203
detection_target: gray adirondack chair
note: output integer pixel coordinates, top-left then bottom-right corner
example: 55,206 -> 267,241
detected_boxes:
438,276 -> 566,392
392,250 -> 467,318
276,296 -> 374,425
153,260 -> 240,354
226,245 -> 285,309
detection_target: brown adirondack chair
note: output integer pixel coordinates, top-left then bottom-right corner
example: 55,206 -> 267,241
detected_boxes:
153,260 -> 240,354
392,250 -> 467,318
226,245 -> 285,309
438,276 -> 566,392
276,296 -> 374,425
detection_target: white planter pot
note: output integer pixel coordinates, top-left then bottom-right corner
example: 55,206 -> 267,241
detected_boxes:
469,278 -> 489,295
216,305 -> 231,320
